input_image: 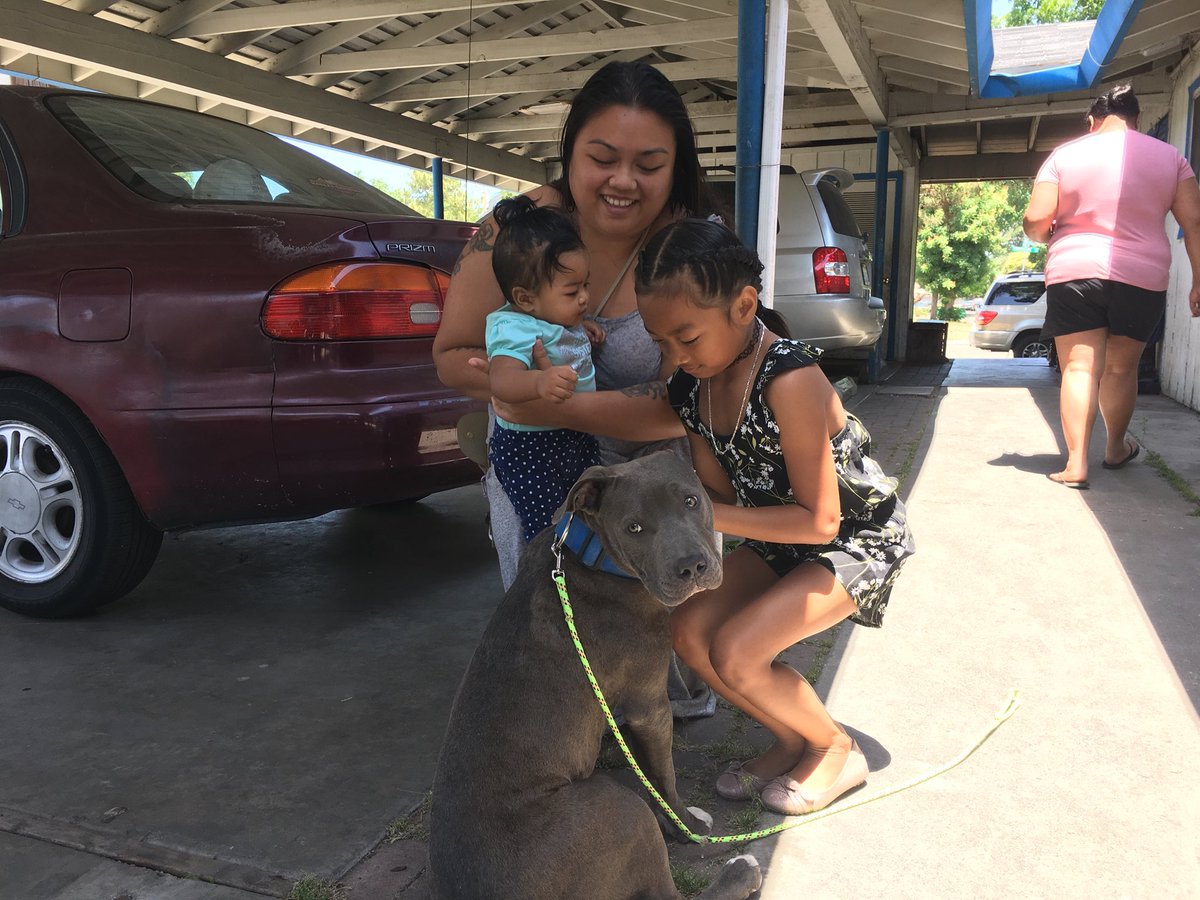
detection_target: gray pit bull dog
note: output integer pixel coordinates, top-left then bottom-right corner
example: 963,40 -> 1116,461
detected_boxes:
429,451 -> 763,900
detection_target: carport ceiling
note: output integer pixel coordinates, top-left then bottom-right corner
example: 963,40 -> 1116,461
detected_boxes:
1,0 -> 1195,189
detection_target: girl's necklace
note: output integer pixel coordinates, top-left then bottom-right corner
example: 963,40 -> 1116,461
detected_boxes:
705,319 -> 765,455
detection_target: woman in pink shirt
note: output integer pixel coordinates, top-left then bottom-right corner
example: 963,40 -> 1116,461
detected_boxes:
1024,85 -> 1200,489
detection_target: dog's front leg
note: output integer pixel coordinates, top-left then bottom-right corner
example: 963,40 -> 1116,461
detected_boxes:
623,700 -> 713,841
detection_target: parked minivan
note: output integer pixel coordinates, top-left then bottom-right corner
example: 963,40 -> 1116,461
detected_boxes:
710,169 -> 886,356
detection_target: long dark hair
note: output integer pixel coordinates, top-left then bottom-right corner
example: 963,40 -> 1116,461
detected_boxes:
635,218 -> 790,338
1088,84 -> 1139,126
554,61 -> 709,217
490,196 -> 584,305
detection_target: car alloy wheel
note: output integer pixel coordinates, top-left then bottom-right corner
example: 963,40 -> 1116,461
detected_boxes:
0,422 -> 83,583
0,379 -> 162,618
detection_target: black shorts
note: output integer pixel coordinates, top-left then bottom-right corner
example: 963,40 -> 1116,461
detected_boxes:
1043,278 -> 1166,342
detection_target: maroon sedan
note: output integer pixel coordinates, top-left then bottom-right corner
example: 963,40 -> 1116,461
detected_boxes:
0,86 -> 484,618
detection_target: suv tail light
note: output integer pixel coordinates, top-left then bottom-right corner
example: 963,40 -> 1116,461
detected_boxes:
262,262 -> 449,340
812,247 -> 850,294
976,309 -> 998,327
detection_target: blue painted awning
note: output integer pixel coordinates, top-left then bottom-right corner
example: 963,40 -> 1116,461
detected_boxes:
965,0 -> 1145,99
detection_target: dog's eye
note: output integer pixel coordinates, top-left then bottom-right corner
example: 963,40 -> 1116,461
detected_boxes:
684,496 -> 698,508
627,522 -> 643,534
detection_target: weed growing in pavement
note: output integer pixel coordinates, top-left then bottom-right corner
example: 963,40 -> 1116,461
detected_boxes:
288,875 -> 345,900
804,634 -> 837,684
1145,449 -> 1200,516
386,793 -> 431,843
671,860 -> 714,898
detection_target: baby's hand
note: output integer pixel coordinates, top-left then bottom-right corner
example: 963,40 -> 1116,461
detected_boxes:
583,319 -> 606,346
537,365 -> 578,402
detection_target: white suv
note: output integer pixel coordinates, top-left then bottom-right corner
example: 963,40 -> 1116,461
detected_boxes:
970,272 -> 1055,361
711,169 -> 886,356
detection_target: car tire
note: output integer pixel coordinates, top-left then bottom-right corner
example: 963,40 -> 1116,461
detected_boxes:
1012,333 -> 1054,361
0,378 -> 162,618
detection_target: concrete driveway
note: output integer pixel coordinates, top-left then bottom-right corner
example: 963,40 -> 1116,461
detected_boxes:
0,482 -> 500,895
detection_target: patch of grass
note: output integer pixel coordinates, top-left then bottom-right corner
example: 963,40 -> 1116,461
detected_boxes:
686,779 -> 717,810
726,797 -> 764,834
288,876 -> 345,900
386,793 -> 432,843
1145,449 -> 1200,516
670,860 -> 713,898
692,736 -> 759,765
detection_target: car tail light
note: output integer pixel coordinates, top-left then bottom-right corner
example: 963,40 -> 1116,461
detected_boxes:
262,262 -> 449,340
976,309 -> 998,328
812,247 -> 850,294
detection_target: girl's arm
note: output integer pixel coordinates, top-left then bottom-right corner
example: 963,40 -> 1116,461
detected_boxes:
686,431 -> 737,506
1023,181 -> 1058,243
711,366 -> 842,545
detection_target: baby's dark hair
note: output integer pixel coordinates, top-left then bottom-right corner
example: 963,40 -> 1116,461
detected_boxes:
490,196 -> 584,305
1089,84 -> 1139,126
635,218 -> 789,337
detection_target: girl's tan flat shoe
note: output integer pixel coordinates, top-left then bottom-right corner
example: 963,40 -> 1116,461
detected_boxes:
759,741 -> 869,816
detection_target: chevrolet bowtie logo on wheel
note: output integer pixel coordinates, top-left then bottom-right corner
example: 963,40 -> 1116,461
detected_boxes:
7,498 -> 26,511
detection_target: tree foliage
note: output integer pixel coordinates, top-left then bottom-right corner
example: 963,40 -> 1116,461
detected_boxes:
995,0 -> 1104,27
916,181 -> 1022,311
363,169 -> 509,221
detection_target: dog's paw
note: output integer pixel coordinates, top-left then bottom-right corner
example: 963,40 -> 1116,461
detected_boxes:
684,806 -> 713,835
715,854 -> 763,896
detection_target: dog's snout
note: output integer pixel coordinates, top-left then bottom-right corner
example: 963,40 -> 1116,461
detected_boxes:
675,555 -> 708,582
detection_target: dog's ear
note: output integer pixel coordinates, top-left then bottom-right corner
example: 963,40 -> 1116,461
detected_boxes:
556,465 -> 614,520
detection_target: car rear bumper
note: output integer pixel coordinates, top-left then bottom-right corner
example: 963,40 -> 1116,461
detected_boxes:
774,293 -> 885,350
970,328 -> 1014,351
272,395 -> 485,514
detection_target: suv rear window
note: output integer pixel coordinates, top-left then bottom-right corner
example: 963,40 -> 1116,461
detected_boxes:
986,282 -> 1044,305
47,94 -> 418,215
816,180 -> 860,237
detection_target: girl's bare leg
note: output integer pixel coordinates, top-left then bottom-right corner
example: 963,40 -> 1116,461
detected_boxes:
708,561 -> 858,792
671,548 -> 809,778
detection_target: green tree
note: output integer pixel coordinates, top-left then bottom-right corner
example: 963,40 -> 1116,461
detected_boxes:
916,181 -> 1015,317
364,169 -> 510,221
994,0 -> 1104,27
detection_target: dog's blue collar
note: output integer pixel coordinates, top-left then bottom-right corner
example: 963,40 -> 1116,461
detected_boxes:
552,514 -> 636,579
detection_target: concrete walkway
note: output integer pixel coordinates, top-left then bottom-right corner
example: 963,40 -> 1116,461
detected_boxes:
757,357 -> 1200,899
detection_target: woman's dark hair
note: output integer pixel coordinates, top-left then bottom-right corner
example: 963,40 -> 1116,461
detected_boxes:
490,196 -> 584,305
554,61 -> 709,217
1089,84 -> 1139,126
635,218 -> 789,337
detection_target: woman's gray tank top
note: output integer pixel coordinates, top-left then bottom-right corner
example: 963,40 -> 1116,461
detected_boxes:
588,308 -> 688,465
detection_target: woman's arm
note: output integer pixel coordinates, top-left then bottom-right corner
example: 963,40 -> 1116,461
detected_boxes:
1172,176 -> 1200,317
493,380 -> 685,441
710,367 -> 841,545
434,186 -> 557,401
1023,181 -> 1059,244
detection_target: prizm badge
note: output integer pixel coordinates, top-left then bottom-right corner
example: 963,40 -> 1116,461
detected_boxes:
386,242 -> 436,253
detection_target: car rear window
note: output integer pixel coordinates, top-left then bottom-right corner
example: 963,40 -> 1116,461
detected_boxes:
815,179 -> 860,238
986,282 -> 1045,305
47,94 -> 419,215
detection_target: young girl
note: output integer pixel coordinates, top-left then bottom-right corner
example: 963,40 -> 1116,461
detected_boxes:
486,196 -> 605,543
635,218 -> 915,815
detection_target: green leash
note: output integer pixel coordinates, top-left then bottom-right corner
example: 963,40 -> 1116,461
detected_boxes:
552,558 -> 1021,845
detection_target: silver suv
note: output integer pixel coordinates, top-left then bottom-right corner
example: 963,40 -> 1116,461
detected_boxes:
711,169 -> 885,354
970,272 -> 1055,360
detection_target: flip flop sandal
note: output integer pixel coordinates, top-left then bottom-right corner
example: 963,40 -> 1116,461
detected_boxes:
1102,439 -> 1141,470
1047,472 -> 1089,490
